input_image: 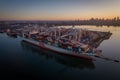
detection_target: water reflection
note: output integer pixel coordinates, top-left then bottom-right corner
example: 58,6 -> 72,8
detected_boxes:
21,40 -> 95,70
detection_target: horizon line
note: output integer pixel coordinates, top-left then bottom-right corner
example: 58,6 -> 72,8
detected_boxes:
0,16 -> 120,21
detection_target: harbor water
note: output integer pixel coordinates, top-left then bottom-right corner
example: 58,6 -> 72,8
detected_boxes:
0,26 -> 120,80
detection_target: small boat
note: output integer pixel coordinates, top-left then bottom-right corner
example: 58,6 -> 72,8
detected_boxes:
6,29 -> 17,38
7,32 -> 17,38
22,39 -> 97,61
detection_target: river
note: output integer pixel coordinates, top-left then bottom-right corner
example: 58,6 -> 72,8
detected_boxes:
0,26 -> 120,80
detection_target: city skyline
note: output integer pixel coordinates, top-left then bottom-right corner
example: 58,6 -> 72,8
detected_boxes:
0,0 -> 120,20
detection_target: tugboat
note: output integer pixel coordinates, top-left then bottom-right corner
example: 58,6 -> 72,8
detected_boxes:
6,29 -> 17,38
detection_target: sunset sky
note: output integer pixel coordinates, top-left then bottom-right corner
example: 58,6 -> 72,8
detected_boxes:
0,0 -> 120,20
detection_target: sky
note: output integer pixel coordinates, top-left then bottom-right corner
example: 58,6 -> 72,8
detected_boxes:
0,0 -> 120,20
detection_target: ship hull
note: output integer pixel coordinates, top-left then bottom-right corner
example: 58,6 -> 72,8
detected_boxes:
22,39 -> 95,61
